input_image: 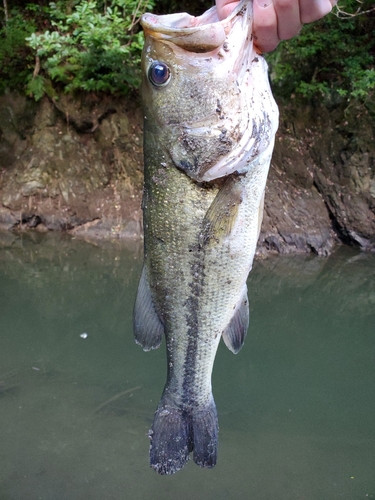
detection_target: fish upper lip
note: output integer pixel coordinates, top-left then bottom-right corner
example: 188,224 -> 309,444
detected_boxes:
141,1 -> 244,33
141,0 -> 251,53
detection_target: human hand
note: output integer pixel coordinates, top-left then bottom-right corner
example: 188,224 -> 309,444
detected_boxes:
216,0 -> 337,53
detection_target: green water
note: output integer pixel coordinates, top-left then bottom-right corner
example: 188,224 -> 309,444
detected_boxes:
0,232 -> 374,500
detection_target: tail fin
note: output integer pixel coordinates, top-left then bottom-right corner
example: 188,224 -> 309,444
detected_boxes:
149,399 -> 219,475
191,405 -> 218,468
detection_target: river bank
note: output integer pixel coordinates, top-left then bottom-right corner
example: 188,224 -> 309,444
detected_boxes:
0,92 -> 374,254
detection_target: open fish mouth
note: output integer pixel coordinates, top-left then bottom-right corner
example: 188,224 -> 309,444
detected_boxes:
141,4 -> 237,53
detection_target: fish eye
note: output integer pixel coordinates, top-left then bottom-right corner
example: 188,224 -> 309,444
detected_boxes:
148,61 -> 171,87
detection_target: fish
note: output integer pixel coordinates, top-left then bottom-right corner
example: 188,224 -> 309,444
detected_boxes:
133,0 -> 279,475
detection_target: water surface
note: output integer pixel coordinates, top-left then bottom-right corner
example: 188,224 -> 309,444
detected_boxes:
0,232 -> 374,499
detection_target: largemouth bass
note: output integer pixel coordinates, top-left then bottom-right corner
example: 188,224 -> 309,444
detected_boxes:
133,0 -> 278,475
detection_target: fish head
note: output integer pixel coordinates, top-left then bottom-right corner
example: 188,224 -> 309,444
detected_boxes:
141,0 -> 279,182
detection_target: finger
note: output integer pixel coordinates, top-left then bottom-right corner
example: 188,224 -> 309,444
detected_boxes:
216,0 -> 239,20
273,0 -> 302,41
299,0 -> 336,24
252,0 -> 279,53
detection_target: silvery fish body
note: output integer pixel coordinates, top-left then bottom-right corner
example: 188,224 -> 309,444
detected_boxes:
133,0 -> 278,475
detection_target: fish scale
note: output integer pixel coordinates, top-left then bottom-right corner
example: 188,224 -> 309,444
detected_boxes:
133,0 -> 279,475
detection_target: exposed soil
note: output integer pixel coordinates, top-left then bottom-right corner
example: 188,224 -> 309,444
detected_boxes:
0,92 -> 374,254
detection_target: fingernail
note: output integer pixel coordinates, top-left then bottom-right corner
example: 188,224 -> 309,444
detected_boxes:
256,0 -> 272,7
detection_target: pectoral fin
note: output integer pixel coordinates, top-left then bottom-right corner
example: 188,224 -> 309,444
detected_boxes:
222,288 -> 249,354
200,177 -> 243,247
133,266 -> 164,351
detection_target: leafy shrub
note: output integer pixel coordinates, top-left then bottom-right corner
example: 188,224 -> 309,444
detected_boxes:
1,0 -> 374,109
25,0 -> 154,100
0,11 -> 36,94
267,0 -> 375,109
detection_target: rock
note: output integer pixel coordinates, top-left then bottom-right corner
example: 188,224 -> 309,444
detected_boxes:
68,218 -> 141,240
0,92 -> 143,241
260,102 -> 375,254
259,155 -> 337,256
0,92 -> 374,254
0,206 -> 18,230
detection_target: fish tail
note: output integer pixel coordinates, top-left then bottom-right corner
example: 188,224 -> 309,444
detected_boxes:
149,405 -> 191,475
149,398 -> 218,475
191,401 -> 219,468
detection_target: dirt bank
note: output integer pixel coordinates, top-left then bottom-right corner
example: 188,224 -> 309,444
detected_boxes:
0,92 -> 374,254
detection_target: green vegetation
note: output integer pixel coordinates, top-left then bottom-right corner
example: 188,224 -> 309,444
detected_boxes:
25,0 -> 154,99
267,0 -> 375,109
0,0 -> 374,108
1,0 -> 154,99
0,9 -> 36,94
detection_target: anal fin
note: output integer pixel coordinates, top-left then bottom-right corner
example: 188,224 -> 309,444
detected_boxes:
257,188 -> 265,239
222,288 -> 249,354
133,266 -> 164,351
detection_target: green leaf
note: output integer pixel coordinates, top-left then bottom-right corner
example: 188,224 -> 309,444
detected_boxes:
26,75 -> 46,101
